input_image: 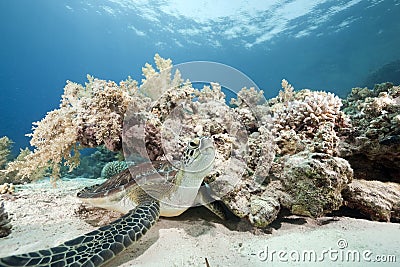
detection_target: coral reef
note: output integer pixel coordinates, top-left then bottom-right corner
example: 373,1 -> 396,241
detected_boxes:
5,54 -> 278,228
6,52 -> 399,228
0,202 -> 11,238
341,83 -> 400,182
100,161 -> 128,179
197,79 -> 353,224
122,57 -> 277,226
342,179 -> 400,222
235,80 -> 354,223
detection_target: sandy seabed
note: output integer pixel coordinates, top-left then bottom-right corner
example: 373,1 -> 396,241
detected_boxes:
0,178 -> 399,267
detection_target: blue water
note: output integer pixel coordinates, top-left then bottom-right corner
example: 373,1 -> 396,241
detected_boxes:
1,0 -> 400,153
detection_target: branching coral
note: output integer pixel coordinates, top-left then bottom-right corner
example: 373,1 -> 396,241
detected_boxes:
230,87 -> 269,133
230,86 -> 265,107
268,79 -> 350,156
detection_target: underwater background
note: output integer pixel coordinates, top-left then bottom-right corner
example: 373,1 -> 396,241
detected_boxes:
1,0 -> 400,153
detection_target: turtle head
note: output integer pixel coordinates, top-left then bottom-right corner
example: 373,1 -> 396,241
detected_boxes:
164,137 -> 215,209
181,137 -> 215,175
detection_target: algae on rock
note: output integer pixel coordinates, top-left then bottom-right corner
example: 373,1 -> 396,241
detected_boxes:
277,152 -> 353,217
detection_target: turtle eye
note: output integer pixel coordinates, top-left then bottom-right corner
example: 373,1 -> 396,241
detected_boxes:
189,138 -> 200,148
189,141 -> 196,147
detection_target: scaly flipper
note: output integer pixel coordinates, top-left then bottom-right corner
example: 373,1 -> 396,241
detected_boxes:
203,201 -> 227,220
0,200 -> 160,267
196,182 -> 227,220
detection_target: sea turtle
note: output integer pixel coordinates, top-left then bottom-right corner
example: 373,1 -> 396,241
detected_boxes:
0,137 -> 224,267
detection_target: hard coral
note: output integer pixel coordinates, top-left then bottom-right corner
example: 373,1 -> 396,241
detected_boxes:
101,161 -> 128,179
341,83 -> 400,182
122,58 -> 277,227
268,79 -> 350,156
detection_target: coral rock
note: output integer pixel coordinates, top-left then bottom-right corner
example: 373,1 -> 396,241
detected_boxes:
341,83 -> 400,182
278,152 -> 353,217
248,195 -> 280,228
342,179 -> 400,222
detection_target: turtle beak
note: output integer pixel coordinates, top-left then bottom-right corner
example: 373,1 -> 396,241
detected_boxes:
199,138 -> 214,154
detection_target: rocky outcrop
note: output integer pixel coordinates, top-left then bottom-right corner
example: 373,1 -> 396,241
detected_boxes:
342,179 -> 400,222
341,83 -> 400,183
276,152 -> 353,217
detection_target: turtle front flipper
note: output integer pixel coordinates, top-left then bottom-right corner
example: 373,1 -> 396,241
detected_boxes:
195,183 -> 227,220
203,201 -> 227,220
0,200 -> 160,267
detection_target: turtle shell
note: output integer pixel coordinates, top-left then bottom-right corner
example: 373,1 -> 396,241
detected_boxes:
77,161 -> 178,200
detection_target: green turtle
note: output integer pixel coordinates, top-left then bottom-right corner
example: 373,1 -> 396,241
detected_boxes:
0,137 -> 224,267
